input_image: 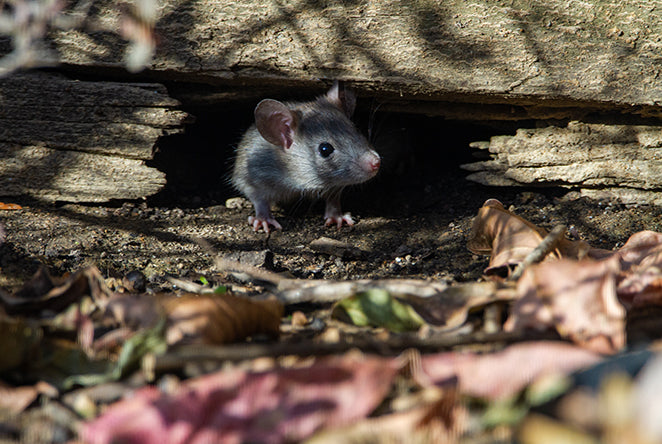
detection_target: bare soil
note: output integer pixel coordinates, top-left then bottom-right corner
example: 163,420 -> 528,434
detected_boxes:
2,112 -> 662,443
2,160 -> 660,293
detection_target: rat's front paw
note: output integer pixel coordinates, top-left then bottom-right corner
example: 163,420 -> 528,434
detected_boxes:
248,215 -> 283,233
324,213 -> 355,229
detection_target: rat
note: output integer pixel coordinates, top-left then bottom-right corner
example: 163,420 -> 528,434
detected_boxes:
231,81 -> 381,233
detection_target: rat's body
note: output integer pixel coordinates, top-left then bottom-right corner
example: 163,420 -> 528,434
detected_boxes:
232,82 -> 381,232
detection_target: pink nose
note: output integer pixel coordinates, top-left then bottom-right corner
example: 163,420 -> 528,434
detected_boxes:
362,152 -> 381,173
369,156 -> 380,172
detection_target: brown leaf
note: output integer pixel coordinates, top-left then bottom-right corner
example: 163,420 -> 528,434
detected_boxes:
81,353 -> 400,444
615,231 -> 662,308
505,258 -> 626,354
105,292 -> 283,345
0,381 -> 57,415
161,293 -> 283,345
0,318 -> 43,372
402,281 -> 515,330
467,199 -> 602,278
104,292 -> 164,330
0,266 -> 112,316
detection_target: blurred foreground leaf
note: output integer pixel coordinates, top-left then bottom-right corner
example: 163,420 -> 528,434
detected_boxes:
0,318 -> 43,372
333,289 -> 425,332
161,293 -> 282,344
81,353 -> 401,444
63,319 -> 167,389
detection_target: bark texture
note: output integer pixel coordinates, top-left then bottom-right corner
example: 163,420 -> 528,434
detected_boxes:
49,0 -> 662,114
462,122 -> 662,205
0,73 -> 190,202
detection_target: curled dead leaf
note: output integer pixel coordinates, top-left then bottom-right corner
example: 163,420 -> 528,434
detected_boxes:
161,293 -> 283,345
402,281 -> 516,331
0,266 -> 112,316
105,292 -> 283,346
468,199 -> 601,278
614,231 -> 662,308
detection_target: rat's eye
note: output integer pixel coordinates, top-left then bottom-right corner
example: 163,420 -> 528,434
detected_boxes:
318,142 -> 334,158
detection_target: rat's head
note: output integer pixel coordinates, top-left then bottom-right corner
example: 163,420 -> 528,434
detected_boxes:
254,82 -> 381,192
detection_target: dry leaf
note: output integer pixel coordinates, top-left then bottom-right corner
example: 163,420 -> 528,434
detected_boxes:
421,341 -> 601,401
308,386 -> 468,444
0,381 -> 57,415
468,199 -> 602,277
104,292 -> 164,330
81,353 -> 400,444
105,292 -> 283,345
161,293 -> 283,345
505,259 -> 625,354
402,281 -> 515,330
614,231 -> 662,308
0,266 -> 112,316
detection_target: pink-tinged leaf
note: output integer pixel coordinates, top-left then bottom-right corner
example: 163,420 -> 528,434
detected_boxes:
615,231 -> 662,308
81,353 -> 400,444
615,230 -> 662,269
505,259 -> 626,354
308,386 -> 468,444
420,341 -> 601,401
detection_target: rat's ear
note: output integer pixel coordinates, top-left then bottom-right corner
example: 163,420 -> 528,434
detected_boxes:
326,81 -> 356,117
254,99 -> 298,149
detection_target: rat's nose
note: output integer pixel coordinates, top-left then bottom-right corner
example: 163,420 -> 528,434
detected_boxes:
361,151 -> 381,174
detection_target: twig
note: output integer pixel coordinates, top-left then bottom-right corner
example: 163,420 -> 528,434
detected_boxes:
214,257 -> 288,287
509,224 -> 567,281
147,330 -> 562,372
212,254 -> 450,304
276,279 -> 448,304
166,277 -> 210,294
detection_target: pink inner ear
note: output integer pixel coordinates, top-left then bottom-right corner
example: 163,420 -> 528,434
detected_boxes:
255,99 -> 297,149
278,116 -> 294,149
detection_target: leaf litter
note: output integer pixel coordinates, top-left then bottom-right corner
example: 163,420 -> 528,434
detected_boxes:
3,198 -> 662,442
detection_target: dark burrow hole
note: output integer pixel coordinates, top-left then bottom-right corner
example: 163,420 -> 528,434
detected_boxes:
148,92 -> 535,217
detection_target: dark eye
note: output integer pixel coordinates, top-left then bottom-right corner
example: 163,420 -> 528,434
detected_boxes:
318,142 -> 334,158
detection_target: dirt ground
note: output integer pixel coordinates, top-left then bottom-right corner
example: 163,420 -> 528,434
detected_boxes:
2,102 -> 662,295
3,115 -> 662,443
2,158 -> 661,294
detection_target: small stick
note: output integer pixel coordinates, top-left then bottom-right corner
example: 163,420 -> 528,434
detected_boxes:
147,330 -> 561,372
509,224 -> 567,281
214,257 -> 287,286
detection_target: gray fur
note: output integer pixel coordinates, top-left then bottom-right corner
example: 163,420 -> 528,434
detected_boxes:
231,83 -> 380,231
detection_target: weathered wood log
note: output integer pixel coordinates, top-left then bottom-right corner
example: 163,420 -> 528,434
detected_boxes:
41,0 -> 662,118
462,122 -> 662,205
0,73 -> 190,202
0,144 -> 167,202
